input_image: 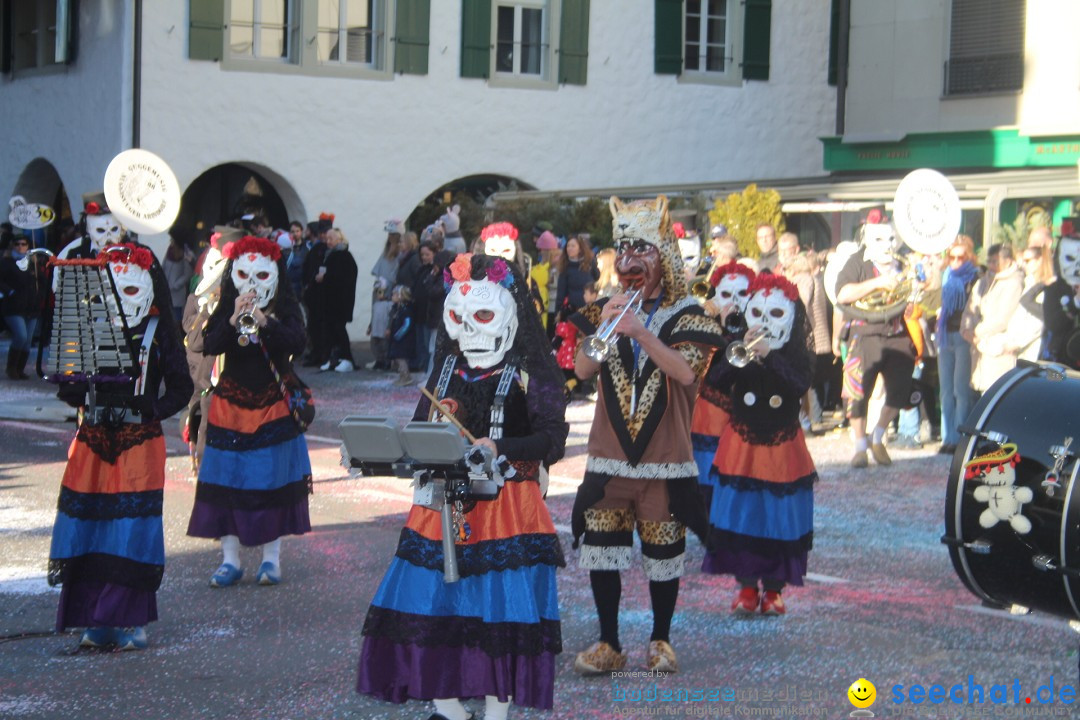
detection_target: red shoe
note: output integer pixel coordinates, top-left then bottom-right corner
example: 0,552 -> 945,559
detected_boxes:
731,586 -> 760,614
760,590 -> 786,616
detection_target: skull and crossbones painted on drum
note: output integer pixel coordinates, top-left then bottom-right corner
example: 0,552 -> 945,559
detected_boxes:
443,254 -> 518,369
105,244 -> 156,325
965,444 -> 1033,534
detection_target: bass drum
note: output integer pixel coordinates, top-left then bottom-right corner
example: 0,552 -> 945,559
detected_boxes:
944,361 -> 1080,620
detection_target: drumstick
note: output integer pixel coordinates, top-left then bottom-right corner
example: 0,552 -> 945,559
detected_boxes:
420,387 -> 478,444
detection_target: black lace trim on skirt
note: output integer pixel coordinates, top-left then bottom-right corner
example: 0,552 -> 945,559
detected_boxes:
728,417 -> 800,447
205,414 -> 299,452
711,470 -> 818,497
395,528 -> 565,576
48,552 -> 164,592
362,606 -> 562,657
76,422 -> 163,464
214,377 -> 283,410
691,432 -> 719,453
58,487 -> 163,521
194,477 -> 312,511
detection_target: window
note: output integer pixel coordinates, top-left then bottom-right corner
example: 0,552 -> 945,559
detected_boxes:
684,0 -> 728,73
317,0 -> 382,67
654,0 -> 769,83
194,0 -> 429,77
495,3 -> 546,77
229,0 -> 299,62
8,0 -> 74,72
945,0 -> 1025,96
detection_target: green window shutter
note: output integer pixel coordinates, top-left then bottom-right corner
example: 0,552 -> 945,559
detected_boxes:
742,0 -> 771,81
189,0 -> 224,62
558,0 -> 589,84
827,0 -> 839,85
654,0 -> 681,75
394,0 -> 430,74
461,0 -> 492,78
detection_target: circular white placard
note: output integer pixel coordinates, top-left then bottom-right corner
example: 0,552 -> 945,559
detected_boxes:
893,168 -> 961,255
103,149 -> 181,235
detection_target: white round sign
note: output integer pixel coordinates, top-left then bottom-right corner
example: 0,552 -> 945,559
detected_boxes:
8,196 -> 55,230
893,168 -> 961,255
103,149 -> 181,235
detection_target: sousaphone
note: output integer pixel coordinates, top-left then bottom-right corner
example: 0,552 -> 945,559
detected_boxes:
103,148 -> 181,236
830,169 -> 960,322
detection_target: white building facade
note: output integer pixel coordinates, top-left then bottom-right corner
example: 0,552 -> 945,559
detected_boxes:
1,0 -> 837,330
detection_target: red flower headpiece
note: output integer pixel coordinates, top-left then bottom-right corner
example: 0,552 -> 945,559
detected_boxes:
1062,220 -> 1076,238
710,261 -> 756,287
224,236 -> 282,262
747,272 -> 799,302
84,202 -> 106,216
481,222 -> 518,242
319,212 -> 335,223
672,222 -> 686,239
106,243 -> 154,271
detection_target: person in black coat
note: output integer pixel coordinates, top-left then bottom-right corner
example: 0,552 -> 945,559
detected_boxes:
301,218 -> 331,366
319,228 -> 359,372
0,235 -> 46,379
555,236 -> 599,321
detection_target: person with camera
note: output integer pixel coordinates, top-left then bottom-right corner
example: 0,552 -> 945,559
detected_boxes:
357,253 -> 568,720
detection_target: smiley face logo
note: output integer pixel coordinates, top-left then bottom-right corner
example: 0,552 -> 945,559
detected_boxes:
848,678 -> 876,709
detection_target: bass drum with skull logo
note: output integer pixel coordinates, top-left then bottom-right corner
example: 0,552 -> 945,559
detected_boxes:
943,361 -> 1080,620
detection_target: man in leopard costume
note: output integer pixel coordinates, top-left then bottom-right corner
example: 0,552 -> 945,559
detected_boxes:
569,196 -> 726,675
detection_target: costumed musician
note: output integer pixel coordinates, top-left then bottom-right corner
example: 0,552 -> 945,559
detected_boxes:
1041,226 -> 1080,369
186,236 -> 312,589
48,237 -> 193,651
569,196 -> 726,676
699,273 -> 817,616
356,252 -> 568,720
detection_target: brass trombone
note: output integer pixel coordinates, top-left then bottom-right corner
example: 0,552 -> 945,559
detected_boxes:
583,289 -> 643,362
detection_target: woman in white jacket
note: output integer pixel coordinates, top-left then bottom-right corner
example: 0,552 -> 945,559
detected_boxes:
963,244 -> 1025,393
1004,245 -> 1055,362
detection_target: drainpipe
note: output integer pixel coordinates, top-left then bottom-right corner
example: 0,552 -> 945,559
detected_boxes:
132,0 -> 142,148
835,0 -> 850,136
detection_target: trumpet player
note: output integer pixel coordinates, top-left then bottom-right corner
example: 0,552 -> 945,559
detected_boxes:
569,196 -> 726,676
835,223 -> 917,468
698,274 -> 817,616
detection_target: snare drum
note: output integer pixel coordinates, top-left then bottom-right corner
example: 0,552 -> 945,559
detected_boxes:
943,361 -> 1080,620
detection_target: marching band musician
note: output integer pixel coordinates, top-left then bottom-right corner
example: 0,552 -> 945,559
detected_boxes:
186,236 -> 312,589
357,253 -> 568,720
835,223 -> 917,469
699,273 -> 817,616
692,261 -> 756,504
1042,226 -> 1080,369
569,196 -> 726,676
48,242 -> 193,651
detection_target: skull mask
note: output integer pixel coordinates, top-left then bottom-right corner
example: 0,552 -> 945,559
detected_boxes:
716,272 -> 752,313
108,257 -> 155,326
231,252 -> 279,309
86,212 -> 125,250
745,289 -> 796,350
678,236 -> 701,278
483,234 -> 517,261
444,279 -> 519,369
862,223 -> 900,267
1058,236 -> 1080,287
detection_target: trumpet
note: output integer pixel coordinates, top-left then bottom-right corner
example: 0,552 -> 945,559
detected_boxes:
583,289 -> 643,362
237,309 -> 259,346
690,278 -> 711,300
725,332 -> 767,368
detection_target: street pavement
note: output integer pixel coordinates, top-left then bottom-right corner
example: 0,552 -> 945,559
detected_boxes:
1,344 -> 1077,720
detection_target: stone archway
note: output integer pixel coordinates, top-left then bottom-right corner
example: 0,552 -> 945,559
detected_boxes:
406,173 -> 536,242
174,162 -> 305,248
9,158 -> 72,249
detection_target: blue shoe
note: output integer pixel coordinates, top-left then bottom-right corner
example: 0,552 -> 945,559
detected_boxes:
209,563 -> 243,588
256,561 -> 281,586
79,626 -> 114,648
114,626 -> 148,651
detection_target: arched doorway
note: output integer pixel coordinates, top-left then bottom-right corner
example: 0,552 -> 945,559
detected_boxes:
9,158 -> 72,250
406,173 -> 536,242
174,163 -> 304,248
